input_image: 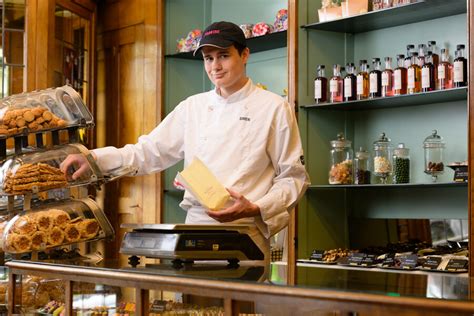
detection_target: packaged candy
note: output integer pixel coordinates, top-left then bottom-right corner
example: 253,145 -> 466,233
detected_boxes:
176,29 -> 202,53
274,9 -> 288,32
252,22 -> 274,37
240,24 -> 254,38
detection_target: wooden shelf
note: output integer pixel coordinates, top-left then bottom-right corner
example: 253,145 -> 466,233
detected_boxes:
301,87 -> 468,110
308,182 -> 467,190
165,31 -> 287,60
302,0 -> 467,33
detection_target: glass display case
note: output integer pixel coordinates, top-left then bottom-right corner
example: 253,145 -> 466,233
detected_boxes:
5,258 -> 474,315
1,198 -> 114,254
0,85 -> 93,139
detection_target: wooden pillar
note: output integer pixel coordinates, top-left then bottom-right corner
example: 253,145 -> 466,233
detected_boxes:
287,0 -> 298,286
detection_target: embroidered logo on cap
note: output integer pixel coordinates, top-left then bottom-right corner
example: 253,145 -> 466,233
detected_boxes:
205,30 -> 221,36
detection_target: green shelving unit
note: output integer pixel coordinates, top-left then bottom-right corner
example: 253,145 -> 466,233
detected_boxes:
297,0 -> 469,266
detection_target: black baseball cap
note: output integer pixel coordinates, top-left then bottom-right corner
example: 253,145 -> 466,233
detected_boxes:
193,21 -> 247,56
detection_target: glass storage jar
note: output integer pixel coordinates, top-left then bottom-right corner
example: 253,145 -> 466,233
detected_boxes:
423,130 -> 445,182
393,143 -> 410,184
373,132 -> 393,184
329,133 -> 353,184
354,147 -> 371,184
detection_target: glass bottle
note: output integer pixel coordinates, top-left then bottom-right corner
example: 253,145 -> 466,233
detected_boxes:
393,143 -> 410,184
344,63 -> 357,101
407,52 -> 421,94
382,57 -> 394,97
421,52 -> 435,92
453,44 -> 468,87
373,132 -> 393,184
423,130 -> 445,182
354,147 -> 371,185
369,58 -> 382,98
404,44 -> 415,68
418,43 -> 427,66
314,64 -> 328,104
357,60 -> 370,100
394,54 -> 407,95
438,48 -> 453,90
428,41 -> 439,68
329,133 -> 353,185
330,64 -> 343,103
372,0 -> 392,10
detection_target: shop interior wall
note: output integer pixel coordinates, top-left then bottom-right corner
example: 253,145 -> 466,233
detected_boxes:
297,0 -> 468,258
163,0 -> 287,223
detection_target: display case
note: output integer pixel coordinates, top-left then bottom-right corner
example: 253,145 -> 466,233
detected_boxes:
5,259 -> 474,315
296,0 -> 471,278
1,198 -> 114,254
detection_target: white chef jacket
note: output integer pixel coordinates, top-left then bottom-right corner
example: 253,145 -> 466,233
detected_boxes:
93,79 -> 310,256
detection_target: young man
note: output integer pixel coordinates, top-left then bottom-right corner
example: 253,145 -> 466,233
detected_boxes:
62,21 -> 310,258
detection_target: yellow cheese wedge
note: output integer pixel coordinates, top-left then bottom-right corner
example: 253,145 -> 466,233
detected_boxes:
178,157 -> 230,210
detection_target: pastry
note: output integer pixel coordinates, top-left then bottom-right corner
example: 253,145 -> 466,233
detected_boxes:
33,211 -> 54,231
31,231 -> 47,250
11,233 -> 32,252
12,215 -> 37,235
0,105 -> 68,136
78,219 -> 100,239
47,227 -> 65,246
64,223 -> 81,242
50,209 -> 71,228
3,163 -> 68,194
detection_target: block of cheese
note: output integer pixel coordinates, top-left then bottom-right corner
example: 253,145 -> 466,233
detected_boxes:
177,157 -> 230,210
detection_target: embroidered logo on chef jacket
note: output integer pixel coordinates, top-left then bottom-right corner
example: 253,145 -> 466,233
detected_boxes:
239,116 -> 250,121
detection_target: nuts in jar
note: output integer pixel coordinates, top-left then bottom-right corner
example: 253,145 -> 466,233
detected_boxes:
329,159 -> 353,184
374,156 -> 391,174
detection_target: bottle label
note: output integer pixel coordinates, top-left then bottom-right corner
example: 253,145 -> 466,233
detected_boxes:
357,75 -> 363,95
421,67 -> 430,88
369,73 -> 378,93
382,72 -> 390,87
344,77 -> 352,97
438,65 -> 445,79
315,80 -> 322,99
454,61 -> 464,82
407,68 -> 415,89
394,70 -> 402,90
329,79 -> 338,93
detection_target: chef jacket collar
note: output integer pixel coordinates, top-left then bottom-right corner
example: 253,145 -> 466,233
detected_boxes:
213,78 -> 254,104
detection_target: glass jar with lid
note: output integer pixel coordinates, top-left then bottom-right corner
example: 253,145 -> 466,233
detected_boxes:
423,130 -> 445,182
373,132 -> 393,184
393,143 -> 410,184
329,133 -> 353,185
354,147 -> 371,184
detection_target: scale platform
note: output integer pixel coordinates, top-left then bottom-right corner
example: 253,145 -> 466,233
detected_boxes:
119,224 -> 264,268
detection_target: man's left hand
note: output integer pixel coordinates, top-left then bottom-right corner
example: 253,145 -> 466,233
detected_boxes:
206,188 -> 260,222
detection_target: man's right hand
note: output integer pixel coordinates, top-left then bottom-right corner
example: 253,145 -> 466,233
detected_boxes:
60,153 -> 92,180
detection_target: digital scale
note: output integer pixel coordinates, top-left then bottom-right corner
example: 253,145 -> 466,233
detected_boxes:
119,224 -> 264,268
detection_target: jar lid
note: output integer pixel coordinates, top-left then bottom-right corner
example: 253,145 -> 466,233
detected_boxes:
330,132 -> 351,148
394,143 -> 409,156
373,132 -> 391,149
355,147 -> 369,159
423,130 -> 445,148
